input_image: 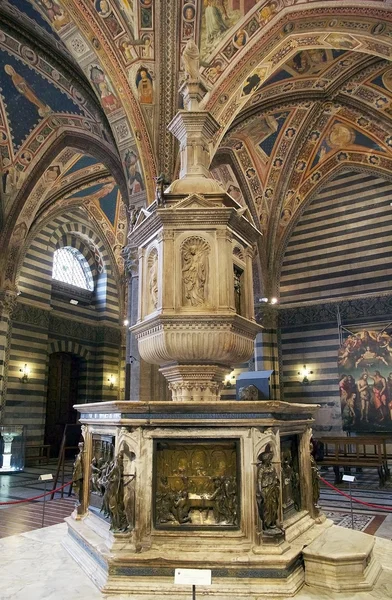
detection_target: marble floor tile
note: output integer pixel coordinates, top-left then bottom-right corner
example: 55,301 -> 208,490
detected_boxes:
1,524 -> 392,600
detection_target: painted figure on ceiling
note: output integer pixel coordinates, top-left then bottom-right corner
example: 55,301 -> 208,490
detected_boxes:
183,5 -> 195,39
120,40 -> 135,62
37,0 -> 70,30
95,0 -> 112,17
123,149 -> 144,194
142,35 -> 154,58
204,0 -> 228,44
136,67 -> 153,104
90,66 -> 119,113
233,29 -> 247,49
4,65 -> 52,118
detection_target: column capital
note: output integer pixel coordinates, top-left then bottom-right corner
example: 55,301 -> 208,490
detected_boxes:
121,245 -> 139,279
0,289 -> 18,317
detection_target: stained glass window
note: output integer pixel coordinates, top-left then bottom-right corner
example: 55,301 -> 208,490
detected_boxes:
52,247 -> 93,291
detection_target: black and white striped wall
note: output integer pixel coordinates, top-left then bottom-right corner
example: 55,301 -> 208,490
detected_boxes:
2,208 -> 123,445
278,169 -> 392,434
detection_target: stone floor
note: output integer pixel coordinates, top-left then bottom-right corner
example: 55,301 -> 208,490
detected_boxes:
1,523 -> 392,600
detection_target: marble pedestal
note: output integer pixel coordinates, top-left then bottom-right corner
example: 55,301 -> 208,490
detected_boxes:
303,526 -> 382,592
63,399 -> 329,598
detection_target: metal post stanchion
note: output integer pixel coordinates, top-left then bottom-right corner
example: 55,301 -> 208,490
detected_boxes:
349,481 -> 354,529
342,474 -> 356,529
42,480 -> 47,528
38,474 -> 53,528
192,584 -> 196,600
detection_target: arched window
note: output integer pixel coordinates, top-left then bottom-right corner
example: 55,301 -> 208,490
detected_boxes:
52,247 -> 94,291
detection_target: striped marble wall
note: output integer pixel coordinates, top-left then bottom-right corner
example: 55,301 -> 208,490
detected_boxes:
278,169 -> 392,434
2,209 -> 123,445
280,170 -> 392,304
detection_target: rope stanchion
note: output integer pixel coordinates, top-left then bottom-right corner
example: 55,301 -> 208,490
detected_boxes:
320,476 -> 392,512
0,481 -> 72,506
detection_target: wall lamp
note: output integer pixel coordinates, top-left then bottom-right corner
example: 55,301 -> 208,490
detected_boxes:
19,364 -> 30,383
107,374 -> 116,390
298,365 -> 313,385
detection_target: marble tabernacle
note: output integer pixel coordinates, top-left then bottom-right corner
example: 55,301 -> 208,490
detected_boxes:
63,71 -> 371,598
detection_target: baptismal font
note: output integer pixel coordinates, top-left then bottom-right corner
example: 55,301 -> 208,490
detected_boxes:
64,51 -> 333,599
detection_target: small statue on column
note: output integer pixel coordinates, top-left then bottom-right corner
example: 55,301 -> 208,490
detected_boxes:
155,173 -> 170,207
72,441 -> 84,509
256,446 -> 282,535
182,40 -> 200,81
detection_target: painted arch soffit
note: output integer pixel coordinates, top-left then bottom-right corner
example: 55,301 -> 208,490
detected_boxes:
0,17 -> 120,221
24,0 -> 157,201
222,95 -> 392,259
201,4 -> 392,149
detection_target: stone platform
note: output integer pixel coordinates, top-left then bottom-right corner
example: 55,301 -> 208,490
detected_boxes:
303,526 -> 382,592
2,523 -> 392,600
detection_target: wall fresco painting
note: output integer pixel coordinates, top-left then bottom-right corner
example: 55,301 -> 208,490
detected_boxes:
338,330 -> 392,432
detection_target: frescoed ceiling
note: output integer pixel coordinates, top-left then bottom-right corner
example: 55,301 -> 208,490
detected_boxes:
2,0 -> 392,294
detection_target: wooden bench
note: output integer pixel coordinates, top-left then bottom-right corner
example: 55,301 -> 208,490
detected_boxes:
316,437 -> 387,487
346,435 -> 391,478
25,443 -> 51,464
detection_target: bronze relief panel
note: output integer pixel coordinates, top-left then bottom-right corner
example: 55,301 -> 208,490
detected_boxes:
154,440 -> 240,529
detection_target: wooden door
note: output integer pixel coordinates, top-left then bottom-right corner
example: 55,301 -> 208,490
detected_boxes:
44,353 -> 80,456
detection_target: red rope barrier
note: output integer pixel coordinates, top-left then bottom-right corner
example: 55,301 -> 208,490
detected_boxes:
320,476 -> 392,512
0,481 -> 72,506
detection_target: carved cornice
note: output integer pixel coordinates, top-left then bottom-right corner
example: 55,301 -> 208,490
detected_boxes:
13,303 -> 51,328
12,302 -> 121,343
278,293 -> 392,328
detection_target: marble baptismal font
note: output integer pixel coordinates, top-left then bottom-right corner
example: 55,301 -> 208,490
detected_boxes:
63,57 -> 387,599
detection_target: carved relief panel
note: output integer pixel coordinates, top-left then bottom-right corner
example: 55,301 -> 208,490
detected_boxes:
153,440 -> 239,529
89,434 -> 115,512
146,247 -> 158,314
180,236 -> 210,307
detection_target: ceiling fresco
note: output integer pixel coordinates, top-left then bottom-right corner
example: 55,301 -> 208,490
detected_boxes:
0,50 -> 85,151
2,0 -> 392,294
8,0 -> 63,38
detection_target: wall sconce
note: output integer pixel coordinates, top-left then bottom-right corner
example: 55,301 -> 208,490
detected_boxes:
224,372 -> 236,388
298,365 -> 313,384
107,374 -> 116,390
19,364 -> 30,383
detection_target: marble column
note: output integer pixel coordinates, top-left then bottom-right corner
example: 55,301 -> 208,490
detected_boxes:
0,290 -> 17,423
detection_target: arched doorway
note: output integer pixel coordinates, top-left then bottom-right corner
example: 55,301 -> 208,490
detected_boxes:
44,352 -> 82,457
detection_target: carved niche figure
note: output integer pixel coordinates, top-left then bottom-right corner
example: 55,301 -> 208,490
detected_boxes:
101,450 -> 136,532
148,249 -> 158,311
256,447 -> 282,534
181,238 -> 209,306
282,451 -> 301,512
72,441 -> 84,505
310,443 -> 320,508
